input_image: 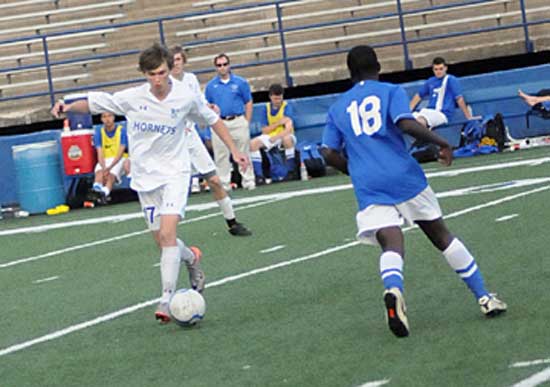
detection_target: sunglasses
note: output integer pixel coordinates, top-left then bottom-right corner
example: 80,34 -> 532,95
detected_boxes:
216,62 -> 229,68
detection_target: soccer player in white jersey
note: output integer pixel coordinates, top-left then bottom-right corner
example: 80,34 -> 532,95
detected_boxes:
321,45 -> 506,338
170,45 -> 251,236
51,43 -> 250,324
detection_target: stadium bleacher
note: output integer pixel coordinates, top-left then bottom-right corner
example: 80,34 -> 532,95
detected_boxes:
0,0 -> 548,126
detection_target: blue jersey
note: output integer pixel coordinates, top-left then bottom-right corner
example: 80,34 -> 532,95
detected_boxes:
323,80 -> 428,211
204,74 -> 252,117
418,74 -> 462,119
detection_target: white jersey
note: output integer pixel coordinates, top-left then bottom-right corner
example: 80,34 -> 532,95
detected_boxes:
180,72 -> 209,149
88,77 -> 218,192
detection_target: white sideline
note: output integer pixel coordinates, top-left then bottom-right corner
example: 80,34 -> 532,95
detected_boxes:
0,185 -> 547,358
510,367 -> 550,387
511,358 -> 550,368
1,155 -> 548,237
0,199 -> 279,269
0,185 -> 351,237
1,177 -> 548,270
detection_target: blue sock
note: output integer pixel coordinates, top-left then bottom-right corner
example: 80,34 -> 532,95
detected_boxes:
443,238 -> 488,299
250,150 -> 263,178
380,251 -> 404,292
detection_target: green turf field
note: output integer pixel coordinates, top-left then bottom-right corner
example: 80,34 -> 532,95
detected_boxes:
1,148 -> 550,387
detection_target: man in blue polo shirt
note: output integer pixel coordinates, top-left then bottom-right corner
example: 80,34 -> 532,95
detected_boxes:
409,57 -> 473,129
205,54 -> 256,190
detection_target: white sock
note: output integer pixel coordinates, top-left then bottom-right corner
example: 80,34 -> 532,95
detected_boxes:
176,238 -> 195,264
442,238 -> 474,271
250,150 -> 262,162
160,246 -> 181,303
285,147 -> 295,158
217,196 -> 235,220
101,186 -> 110,196
379,251 -> 404,291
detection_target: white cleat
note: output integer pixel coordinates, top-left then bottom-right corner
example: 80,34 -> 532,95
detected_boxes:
383,287 -> 409,338
479,294 -> 507,317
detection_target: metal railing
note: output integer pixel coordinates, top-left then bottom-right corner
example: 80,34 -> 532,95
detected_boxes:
0,0 -> 548,107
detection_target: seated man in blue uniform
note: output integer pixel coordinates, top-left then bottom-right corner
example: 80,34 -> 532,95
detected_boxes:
409,57 -> 473,129
321,45 -> 506,338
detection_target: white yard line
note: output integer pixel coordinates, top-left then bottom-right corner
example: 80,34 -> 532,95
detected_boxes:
0,199 -> 279,270
496,214 -> 519,222
260,245 -> 286,253
511,358 -> 550,368
32,276 -> 59,284
2,178 -> 549,271
0,185 -> 547,358
2,156 -> 549,237
510,367 -> 550,387
0,185 -> 351,237
357,380 -> 390,387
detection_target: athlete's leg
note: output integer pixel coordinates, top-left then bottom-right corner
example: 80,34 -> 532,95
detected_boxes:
282,135 -> 296,173
376,226 -> 409,338
416,218 -> 489,300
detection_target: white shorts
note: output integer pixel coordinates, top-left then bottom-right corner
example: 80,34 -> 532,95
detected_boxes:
95,157 -> 126,182
413,108 -> 448,128
356,186 -> 442,245
137,175 -> 190,231
258,133 -> 297,151
188,128 -> 216,177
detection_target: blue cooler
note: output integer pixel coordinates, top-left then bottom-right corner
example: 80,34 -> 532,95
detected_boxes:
12,141 -> 65,214
64,93 -> 93,129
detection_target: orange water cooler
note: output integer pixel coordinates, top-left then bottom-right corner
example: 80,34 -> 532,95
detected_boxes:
60,129 -> 97,175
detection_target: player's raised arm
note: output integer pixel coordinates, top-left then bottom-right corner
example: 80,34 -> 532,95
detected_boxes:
398,118 -> 452,166
51,98 -> 90,118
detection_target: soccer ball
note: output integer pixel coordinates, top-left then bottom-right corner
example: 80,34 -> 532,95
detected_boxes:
168,288 -> 206,327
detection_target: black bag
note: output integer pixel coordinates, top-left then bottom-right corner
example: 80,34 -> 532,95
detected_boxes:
484,113 -> 507,151
66,176 -> 95,208
298,141 -> 326,178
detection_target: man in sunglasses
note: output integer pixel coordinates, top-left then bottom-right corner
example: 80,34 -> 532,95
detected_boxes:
205,54 -> 256,191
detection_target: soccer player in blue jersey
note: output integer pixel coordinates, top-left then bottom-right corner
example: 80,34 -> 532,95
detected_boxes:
409,57 -> 473,129
322,45 -> 506,338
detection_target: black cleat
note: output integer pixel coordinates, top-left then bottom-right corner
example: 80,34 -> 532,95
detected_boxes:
384,288 -> 409,338
228,222 -> 252,236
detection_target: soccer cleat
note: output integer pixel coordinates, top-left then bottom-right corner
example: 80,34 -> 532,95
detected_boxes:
155,302 -> 171,324
383,287 -> 410,338
478,294 -> 507,317
186,246 -> 205,293
228,222 -> 252,236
